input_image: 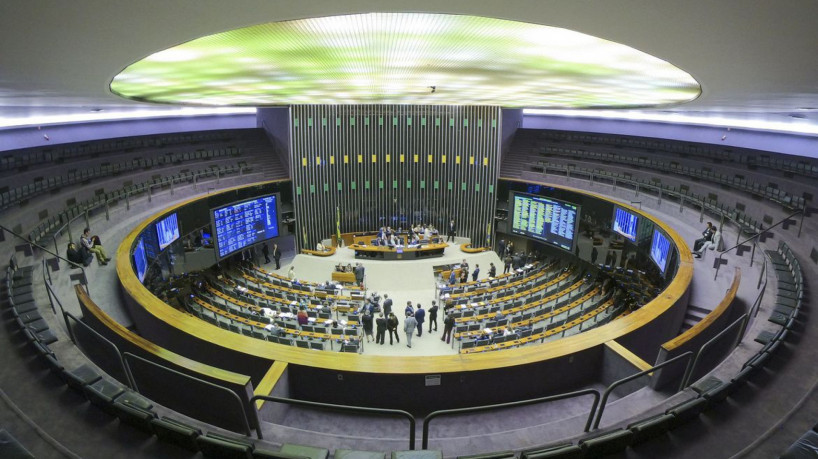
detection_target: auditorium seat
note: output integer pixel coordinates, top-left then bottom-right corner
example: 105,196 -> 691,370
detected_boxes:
456,450 -> 515,459
391,451 -> 443,459
577,428 -> 633,456
112,399 -> 157,433
279,443 -> 330,459
627,413 -> 675,445
334,449 -> 387,459
520,443 -> 582,459
150,416 -> 202,452
196,432 -> 254,459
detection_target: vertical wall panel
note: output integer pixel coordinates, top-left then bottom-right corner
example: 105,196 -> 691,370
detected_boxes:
291,105 -> 499,250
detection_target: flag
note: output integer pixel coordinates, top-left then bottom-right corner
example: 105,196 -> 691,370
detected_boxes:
302,225 -> 307,248
335,206 -> 342,246
486,222 -> 492,247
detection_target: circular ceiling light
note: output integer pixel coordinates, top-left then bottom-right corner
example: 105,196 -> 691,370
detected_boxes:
110,13 -> 700,108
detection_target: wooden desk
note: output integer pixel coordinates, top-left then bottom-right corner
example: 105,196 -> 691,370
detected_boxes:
350,242 -> 448,260
331,271 -> 357,284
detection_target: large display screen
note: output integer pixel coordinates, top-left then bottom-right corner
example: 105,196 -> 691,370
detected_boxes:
650,229 -> 671,274
612,207 -> 638,241
212,194 -> 279,259
133,237 -> 148,283
156,212 -> 180,251
510,192 -> 579,251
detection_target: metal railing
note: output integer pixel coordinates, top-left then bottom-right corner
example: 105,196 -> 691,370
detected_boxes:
123,352 -> 254,436
591,351 -> 694,430
63,311 -> 135,390
423,388 -> 601,449
714,210 -> 803,280
250,395 -> 415,449
680,314 -> 748,389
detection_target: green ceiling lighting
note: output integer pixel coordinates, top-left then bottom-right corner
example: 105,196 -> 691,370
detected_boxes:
110,13 -> 700,108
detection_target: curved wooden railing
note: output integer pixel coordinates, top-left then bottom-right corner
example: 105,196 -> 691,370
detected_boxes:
116,180 -> 693,377
300,246 -> 337,257
461,243 -> 490,253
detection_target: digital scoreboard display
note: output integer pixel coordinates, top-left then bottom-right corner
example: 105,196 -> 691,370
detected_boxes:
133,237 -> 148,283
650,229 -> 671,274
510,192 -> 579,251
613,207 -> 639,241
156,212 -> 180,251
212,194 -> 279,259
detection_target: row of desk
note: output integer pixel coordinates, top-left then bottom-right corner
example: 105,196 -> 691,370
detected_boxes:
460,297 -> 616,354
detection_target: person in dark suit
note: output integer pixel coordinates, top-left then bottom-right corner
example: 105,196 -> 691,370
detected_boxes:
387,312 -> 400,345
354,263 -> 365,287
414,304 -> 425,337
448,270 -> 456,285
447,219 -> 456,242
262,243 -> 271,264
472,264 -> 480,282
488,262 -> 497,278
428,301 -> 439,333
382,294 -> 393,317
272,243 -> 281,269
441,312 -> 455,344
375,313 -> 387,345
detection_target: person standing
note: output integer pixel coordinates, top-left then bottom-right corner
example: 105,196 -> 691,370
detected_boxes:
428,301 -> 439,333
362,310 -> 374,343
382,294 -> 393,317
288,266 -> 295,280
441,312 -> 455,344
261,243 -> 271,264
404,312 -> 417,348
404,301 -> 414,317
503,254 -> 513,274
354,263 -> 365,288
414,304 -> 425,337
447,219 -> 456,242
472,264 -> 480,282
387,312 -> 400,345
272,243 -> 282,269
375,313 -> 387,345
488,262 -> 496,278
497,239 -> 506,258
448,270 -> 456,285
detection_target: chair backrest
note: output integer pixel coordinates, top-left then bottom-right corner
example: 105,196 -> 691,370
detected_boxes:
712,231 -> 723,251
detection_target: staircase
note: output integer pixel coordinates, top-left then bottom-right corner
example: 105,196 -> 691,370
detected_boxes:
679,304 -> 710,332
235,129 -> 290,181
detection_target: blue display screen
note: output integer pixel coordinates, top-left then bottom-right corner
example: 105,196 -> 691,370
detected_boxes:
612,207 -> 638,241
212,194 -> 279,259
650,229 -> 671,273
156,212 -> 180,251
133,237 -> 148,283
510,192 -> 579,251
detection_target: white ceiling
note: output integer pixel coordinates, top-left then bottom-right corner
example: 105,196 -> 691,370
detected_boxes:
3,0 -> 818,131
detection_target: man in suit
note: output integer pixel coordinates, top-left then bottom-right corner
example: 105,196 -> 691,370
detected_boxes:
414,304 -> 425,337
404,312 -> 417,348
488,262 -> 497,278
448,270 -> 456,285
262,243 -> 271,264
472,264 -> 480,282
272,243 -> 281,269
382,294 -> 393,317
428,301 -> 439,333
354,263 -> 365,287
693,222 -> 715,253
447,219 -> 456,242
375,313 -> 387,345
441,312 -> 455,344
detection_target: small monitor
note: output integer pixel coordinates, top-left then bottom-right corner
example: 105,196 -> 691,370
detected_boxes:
133,237 -> 148,283
612,207 -> 638,241
650,229 -> 671,274
156,212 -> 180,251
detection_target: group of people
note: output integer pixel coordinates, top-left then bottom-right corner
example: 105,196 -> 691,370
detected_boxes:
66,227 -> 110,267
692,221 -> 720,258
447,259 -> 498,285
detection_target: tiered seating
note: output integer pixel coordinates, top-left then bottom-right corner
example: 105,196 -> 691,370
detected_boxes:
443,261 -> 558,307
27,162 -> 250,247
6,255 -> 57,345
0,147 -> 242,212
759,241 -> 803,343
535,145 -> 806,210
182,269 -> 365,352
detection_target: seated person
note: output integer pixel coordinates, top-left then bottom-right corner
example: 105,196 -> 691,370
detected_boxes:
693,230 -> 721,257
81,228 -> 110,266
66,242 -> 92,267
316,242 -> 325,251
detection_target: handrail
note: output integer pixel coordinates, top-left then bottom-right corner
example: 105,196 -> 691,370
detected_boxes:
250,394 -> 415,449
591,351 -> 694,430
0,224 -> 89,295
751,246 -> 769,319
123,351 -> 254,437
681,314 -> 748,388
714,210 -> 802,280
63,311 -> 135,389
422,388 -> 601,449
